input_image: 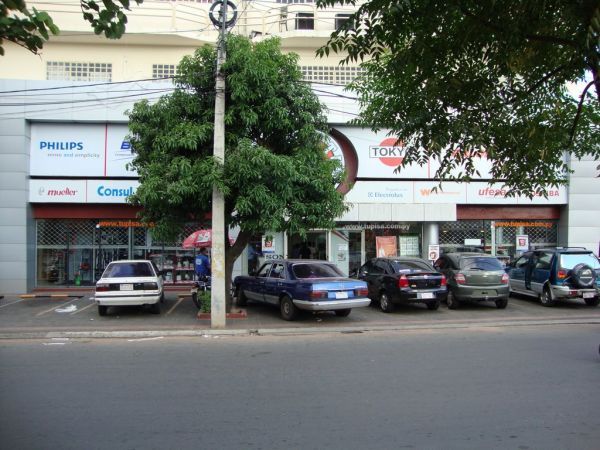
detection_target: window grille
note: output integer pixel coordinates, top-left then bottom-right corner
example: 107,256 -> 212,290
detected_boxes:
300,65 -> 364,85
47,62 -> 112,82
152,64 -> 176,79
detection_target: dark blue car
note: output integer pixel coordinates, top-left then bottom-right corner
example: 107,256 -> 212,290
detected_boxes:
233,259 -> 371,320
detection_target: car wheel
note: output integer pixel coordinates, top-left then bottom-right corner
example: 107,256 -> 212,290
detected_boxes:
280,295 -> 298,321
426,300 -> 440,310
236,287 -> 247,307
378,291 -> 395,313
160,292 -> 165,304
335,308 -> 352,317
495,298 -> 508,309
98,304 -> 108,316
584,296 -> 599,307
447,289 -> 460,309
150,302 -> 161,314
540,287 -> 555,307
570,263 -> 596,288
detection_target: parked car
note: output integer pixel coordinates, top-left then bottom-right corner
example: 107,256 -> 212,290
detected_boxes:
94,260 -> 164,316
434,253 -> 509,309
506,247 -> 600,307
233,259 -> 370,321
355,257 -> 447,312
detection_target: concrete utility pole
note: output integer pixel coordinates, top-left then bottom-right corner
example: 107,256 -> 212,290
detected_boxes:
210,0 -> 237,328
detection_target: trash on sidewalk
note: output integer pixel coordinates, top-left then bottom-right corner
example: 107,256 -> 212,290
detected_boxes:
55,305 -> 77,313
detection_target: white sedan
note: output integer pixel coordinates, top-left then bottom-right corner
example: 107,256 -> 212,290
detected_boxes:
94,260 -> 164,316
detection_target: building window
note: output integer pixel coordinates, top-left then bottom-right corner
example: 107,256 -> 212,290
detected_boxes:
300,65 -> 364,85
295,12 -> 314,30
277,0 -> 314,3
335,13 -> 352,30
152,64 -> 176,79
46,62 -> 112,82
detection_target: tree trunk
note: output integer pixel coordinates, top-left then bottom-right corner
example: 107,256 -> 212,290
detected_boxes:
224,229 -> 252,312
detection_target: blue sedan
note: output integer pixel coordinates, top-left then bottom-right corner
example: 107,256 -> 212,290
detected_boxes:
233,259 -> 371,320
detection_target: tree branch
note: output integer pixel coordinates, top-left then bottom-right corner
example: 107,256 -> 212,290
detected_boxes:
569,77 -> 597,145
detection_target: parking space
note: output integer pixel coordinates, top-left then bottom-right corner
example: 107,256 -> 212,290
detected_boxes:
1,291 -> 599,334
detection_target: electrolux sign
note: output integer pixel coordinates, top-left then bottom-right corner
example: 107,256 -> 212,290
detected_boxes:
30,123 -> 136,177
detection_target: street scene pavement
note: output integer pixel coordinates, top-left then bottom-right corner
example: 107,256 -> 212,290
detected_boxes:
1,288 -> 600,338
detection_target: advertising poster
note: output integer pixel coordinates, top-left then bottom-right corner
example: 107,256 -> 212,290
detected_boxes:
262,235 -> 275,254
516,235 -> 529,251
376,236 -> 397,257
428,245 -> 440,261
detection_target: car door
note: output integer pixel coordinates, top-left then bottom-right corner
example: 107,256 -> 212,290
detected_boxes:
530,251 -> 553,294
509,253 -> 532,293
263,262 -> 286,305
434,256 -> 452,286
246,263 -> 272,302
358,260 -> 381,299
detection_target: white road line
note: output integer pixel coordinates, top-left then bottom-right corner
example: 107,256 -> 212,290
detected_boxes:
70,302 -> 96,315
0,298 -> 25,308
166,297 -> 186,315
127,336 -> 164,342
35,298 -> 80,317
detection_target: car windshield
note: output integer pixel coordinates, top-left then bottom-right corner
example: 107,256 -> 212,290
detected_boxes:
292,263 -> 343,279
103,262 -> 154,278
560,253 -> 600,270
390,260 -> 432,272
460,257 -> 503,271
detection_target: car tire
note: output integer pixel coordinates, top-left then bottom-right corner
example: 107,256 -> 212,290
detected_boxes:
280,295 -> 298,321
150,302 -> 161,314
191,291 -> 201,309
335,308 -> 352,317
236,287 -> 247,307
98,304 -> 108,316
160,292 -> 165,304
426,300 -> 440,310
570,263 -> 596,289
379,291 -> 395,313
447,289 -> 460,309
495,298 -> 508,309
584,296 -> 599,307
540,286 -> 555,307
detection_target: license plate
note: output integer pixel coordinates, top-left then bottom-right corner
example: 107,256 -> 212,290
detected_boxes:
120,284 -> 133,291
335,291 -> 348,299
418,292 -> 434,299
583,292 -> 595,299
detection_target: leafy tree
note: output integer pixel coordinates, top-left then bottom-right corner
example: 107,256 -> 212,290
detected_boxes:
317,0 -> 600,195
127,35 -> 347,309
0,0 -> 142,55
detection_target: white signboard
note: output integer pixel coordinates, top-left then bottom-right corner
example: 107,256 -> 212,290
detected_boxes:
30,179 -> 138,203
344,181 -> 414,204
428,244 -> 440,261
29,179 -> 87,203
516,235 -> 529,251
30,123 -> 136,177
414,181 -> 467,203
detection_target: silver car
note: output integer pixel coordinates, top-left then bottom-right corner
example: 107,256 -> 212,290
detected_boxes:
94,260 -> 164,316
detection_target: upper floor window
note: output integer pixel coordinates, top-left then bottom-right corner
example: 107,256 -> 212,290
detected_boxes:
47,62 -> 112,82
295,12 -> 314,30
152,64 -> 176,79
277,0 -> 314,3
335,13 -> 352,30
300,65 -> 364,85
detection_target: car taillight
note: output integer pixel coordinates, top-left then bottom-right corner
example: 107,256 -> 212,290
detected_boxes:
455,273 -> 466,284
501,273 -> 509,284
354,288 -> 368,297
309,290 -> 327,299
398,275 -> 409,288
441,274 -> 447,286
557,270 -> 568,279
143,282 -> 158,290
96,283 -> 109,292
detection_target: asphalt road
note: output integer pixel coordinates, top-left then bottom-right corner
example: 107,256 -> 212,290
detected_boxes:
1,326 -> 599,450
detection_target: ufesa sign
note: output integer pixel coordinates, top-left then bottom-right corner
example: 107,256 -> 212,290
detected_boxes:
30,123 -> 136,177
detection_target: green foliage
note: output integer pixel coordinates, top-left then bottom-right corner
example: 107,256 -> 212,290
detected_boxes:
127,34 -> 347,244
199,290 -> 211,313
0,0 -> 141,55
316,0 -> 600,195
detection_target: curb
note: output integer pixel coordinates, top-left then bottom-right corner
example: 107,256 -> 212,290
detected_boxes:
1,317 -> 600,340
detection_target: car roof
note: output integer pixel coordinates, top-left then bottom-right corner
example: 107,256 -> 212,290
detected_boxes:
535,247 -> 592,253
106,260 -> 153,264
444,252 -> 496,257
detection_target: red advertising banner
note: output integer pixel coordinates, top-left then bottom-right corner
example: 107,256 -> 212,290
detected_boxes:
376,236 -> 397,257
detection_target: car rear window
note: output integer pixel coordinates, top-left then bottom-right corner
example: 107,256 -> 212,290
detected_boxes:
292,263 -> 343,279
560,253 -> 600,270
103,262 -> 154,278
460,257 -> 503,271
390,260 -> 432,272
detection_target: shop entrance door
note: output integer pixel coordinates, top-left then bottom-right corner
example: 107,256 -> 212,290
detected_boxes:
288,232 -> 327,260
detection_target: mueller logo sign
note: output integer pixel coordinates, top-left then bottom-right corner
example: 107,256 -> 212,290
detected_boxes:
39,141 -> 84,151
38,186 -> 78,197
369,138 -> 405,167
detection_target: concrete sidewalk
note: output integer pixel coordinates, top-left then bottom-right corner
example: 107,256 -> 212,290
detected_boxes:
1,289 -> 600,339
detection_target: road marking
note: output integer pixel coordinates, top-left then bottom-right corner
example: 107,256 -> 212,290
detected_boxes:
35,298 -> 80,317
0,298 -> 25,308
127,336 -> 164,342
166,297 -> 186,315
70,302 -> 96,315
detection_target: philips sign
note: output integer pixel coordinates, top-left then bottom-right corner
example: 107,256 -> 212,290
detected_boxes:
39,141 -> 84,151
